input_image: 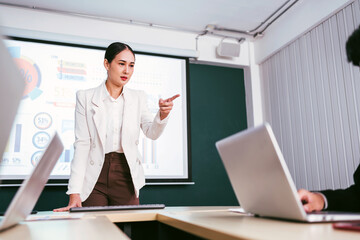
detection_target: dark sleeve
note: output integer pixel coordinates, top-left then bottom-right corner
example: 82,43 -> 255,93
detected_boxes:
320,164 -> 360,212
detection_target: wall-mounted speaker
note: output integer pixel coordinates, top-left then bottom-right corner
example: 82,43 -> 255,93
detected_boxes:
217,42 -> 240,58
216,38 -> 245,58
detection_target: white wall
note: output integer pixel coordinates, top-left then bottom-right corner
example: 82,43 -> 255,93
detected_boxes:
254,0 -> 354,64
247,42 -> 262,127
0,5 -> 249,66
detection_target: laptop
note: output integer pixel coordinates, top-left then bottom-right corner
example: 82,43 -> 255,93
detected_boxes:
0,35 -> 64,231
0,133 -> 64,231
0,33 -> 25,162
216,123 -> 360,222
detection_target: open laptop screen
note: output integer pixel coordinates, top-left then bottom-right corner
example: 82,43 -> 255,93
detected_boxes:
0,36 -> 25,165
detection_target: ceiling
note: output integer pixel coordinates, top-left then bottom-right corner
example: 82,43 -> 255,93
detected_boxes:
0,0 -> 299,39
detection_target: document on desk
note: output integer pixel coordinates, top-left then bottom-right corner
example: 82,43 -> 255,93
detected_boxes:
25,213 -> 84,221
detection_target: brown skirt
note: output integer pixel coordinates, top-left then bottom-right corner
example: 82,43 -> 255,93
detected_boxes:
82,152 -> 139,206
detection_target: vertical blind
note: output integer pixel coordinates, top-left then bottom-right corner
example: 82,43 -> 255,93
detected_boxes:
260,0 -> 360,191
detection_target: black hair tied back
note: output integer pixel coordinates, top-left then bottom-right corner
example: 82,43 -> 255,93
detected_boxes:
104,42 -> 135,63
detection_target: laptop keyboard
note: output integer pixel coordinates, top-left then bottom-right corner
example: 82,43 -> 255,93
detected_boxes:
69,204 -> 165,212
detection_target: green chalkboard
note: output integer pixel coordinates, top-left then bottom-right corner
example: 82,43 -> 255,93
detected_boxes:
0,63 -> 247,211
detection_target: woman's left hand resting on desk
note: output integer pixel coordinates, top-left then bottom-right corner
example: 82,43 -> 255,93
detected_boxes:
53,193 -> 82,212
159,94 -> 180,120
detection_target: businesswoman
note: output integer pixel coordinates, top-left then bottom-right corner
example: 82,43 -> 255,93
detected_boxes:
55,42 -> 179,211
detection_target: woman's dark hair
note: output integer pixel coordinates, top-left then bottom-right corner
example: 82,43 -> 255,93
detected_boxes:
104,42 -> 135,63
346,25 -> 360,67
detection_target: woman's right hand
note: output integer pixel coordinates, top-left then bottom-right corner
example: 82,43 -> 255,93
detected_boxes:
53,193 -> 82,212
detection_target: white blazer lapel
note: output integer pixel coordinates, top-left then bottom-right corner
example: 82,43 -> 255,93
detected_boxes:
91,84 -> 107,151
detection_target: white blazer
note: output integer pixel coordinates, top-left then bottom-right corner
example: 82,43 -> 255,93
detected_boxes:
66,82 -> 168,201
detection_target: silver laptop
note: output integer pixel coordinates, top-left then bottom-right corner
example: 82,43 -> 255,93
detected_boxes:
216,123 -> 360,222
0,35 -> 64,231
0,133 -> 64,231
0,33 -> 25,161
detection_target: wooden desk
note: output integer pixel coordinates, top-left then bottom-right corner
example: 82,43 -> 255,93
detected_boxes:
157,208 -> 360,240
81,206 -> 360,240
0,216 -> 129,240
1,207 -> 360,240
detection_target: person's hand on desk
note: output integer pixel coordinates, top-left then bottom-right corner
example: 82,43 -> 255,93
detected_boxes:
53,193 -> 82,212
159,94 -> 180,120
298,189 -> 325,212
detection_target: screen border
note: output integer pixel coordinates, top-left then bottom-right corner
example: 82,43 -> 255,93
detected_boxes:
1,36 -> 192,185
